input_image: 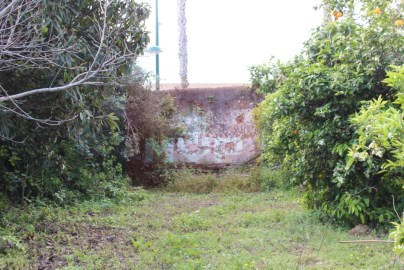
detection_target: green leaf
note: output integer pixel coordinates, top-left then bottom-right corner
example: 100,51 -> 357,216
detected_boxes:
345,157 -> 355,170
107,113 -> 119,131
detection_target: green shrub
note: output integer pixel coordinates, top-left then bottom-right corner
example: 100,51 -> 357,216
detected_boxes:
258,165 -> 293,191
252,0 -> 404,226
390,219 -> 404,256
347,65 -> 404,253
347,65 -> 404,174
125,85 -> 182,187
0,0 -> 150,205
0,0 -> 149,204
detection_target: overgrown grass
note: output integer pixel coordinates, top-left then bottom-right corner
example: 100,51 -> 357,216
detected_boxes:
0,174 -> 402,269
164,166 -> 290,193
164,169 -> 261,193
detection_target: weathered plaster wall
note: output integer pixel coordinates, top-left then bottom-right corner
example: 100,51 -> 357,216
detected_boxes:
165,86 -> 262,166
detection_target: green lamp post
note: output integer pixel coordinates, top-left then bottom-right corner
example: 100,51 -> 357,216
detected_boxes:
155,0 -> 160,91
147,0 -> 162,90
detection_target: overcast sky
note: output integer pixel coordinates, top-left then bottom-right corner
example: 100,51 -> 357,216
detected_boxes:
137,0 -> 324,84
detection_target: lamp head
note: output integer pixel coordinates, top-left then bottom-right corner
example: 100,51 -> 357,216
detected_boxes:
147,46 -> 163,54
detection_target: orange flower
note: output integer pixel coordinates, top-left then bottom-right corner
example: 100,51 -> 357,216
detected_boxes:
336,11 -> 343,20
332,10 -> 343,20
293,129 -> 299,135
373,7 -> 381,15
396,19 -> 403,27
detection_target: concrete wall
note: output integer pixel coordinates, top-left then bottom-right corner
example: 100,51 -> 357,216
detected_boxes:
165,86 -> 262,167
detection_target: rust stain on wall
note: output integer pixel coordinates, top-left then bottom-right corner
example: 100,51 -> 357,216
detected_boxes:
165,86 -> 262,166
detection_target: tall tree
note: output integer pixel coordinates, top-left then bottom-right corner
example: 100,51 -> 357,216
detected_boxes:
177,0 -> 188,88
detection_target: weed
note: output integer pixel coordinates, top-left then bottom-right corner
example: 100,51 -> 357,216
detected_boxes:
165,168 -> 263,193
207,95 -> 216,103
0,186 -> 401,269
172,211 -> 211,232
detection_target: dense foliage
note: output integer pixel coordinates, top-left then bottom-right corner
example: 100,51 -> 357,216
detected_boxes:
125,84 -> 182,187
252,0 -> 404,226
350,65 -> 404,253
0,0 -> 150,205
348,65 -> 404,176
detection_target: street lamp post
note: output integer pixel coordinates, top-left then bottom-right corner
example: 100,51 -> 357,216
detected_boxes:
155,0 -> 160,91
147,0 -> 162,90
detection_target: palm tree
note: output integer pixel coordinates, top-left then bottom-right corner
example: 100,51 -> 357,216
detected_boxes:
177,0 -> 189,88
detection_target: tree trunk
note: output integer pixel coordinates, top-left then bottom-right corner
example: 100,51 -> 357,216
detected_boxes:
177,0 -> 189,88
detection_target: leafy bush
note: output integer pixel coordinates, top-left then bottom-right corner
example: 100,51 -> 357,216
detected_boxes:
0,120 -> 132,205
347,65 -> 404,174
390,218 -> 404,256
257,165 -> 294,191
249,57 -> 282,95
348,65 -> 404,253
252,0 -> 404,226
125,85 -> 182,187
0,0 -> 150,205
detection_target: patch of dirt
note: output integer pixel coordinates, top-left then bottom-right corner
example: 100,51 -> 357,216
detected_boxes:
29,220 -> 137,269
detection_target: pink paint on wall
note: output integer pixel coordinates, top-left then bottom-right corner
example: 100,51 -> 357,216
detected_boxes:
164,86 -> 262,166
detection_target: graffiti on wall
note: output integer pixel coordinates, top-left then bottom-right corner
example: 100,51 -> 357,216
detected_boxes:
165,87 -> 262,166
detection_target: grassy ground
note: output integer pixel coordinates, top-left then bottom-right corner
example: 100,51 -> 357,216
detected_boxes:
0,183 -> 402,269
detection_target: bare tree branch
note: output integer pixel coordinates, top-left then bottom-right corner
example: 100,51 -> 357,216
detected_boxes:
0,0 -> 18,19
0,0 -> 145,103
0,85 -> 78,126
0,132 -> 27,144
0,0 -> 63,71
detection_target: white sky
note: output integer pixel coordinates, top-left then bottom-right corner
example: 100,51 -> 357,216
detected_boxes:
137,0 -> 324,84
